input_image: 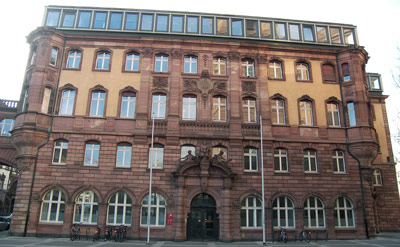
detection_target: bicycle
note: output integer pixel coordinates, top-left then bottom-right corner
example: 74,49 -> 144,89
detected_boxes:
92,225 -> 101,241
299,227 -> 311,243
70,223 -> 81,241
278,227 -> 288,243
104,226 -> 112,241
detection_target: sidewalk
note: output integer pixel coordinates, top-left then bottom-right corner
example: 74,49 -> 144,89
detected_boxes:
1,231 -> 400,247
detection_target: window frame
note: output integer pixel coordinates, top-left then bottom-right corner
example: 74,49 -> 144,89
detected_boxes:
140,193 -> 167,227
119,91 -> 136,118
89,91 -> 106,117
304,196 -> 325,228
41,87 -> 52,114
327,102 -> 341,127
274,148 -> 288,172
334,196 -> 355,228
0,119 -> 15,137
152,94 -> 167,119
212,95 -> 227,122
321,63 -> 337,83
213,57 -> 227,75
333,150 -> 346,174
50,47 -> 59,67
347,102 -> 356,127
296,62 -> 311,82
149,144 -> 164,169
40,189 -> 65,223
273,196 -> 295,228
342,63 -> 351,82
116,144 -> 132,168
240,196 -> 262,228
241,59 -> 255,77
124,52 -> 140,72
182,95 -> 197,121
73,191 -> 98,224
373,169 -> 383,186
244,147 -> 258,172
52,140 -> 68,165
65,50 -> 82,70
94,51 -> 111,71
268,60 -> 284,80
271,98 -> 286,125
304,149 -> 318,173
299,100 -> 314,126
184,56 -> 198,74
59,89 -> 76,116
84,143 -> 100,167
242,98 -> 256,123
154,55 -> 169,73
107,192 -> 132,226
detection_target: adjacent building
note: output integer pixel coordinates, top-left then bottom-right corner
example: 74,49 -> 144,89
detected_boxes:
6,5 -> 400,241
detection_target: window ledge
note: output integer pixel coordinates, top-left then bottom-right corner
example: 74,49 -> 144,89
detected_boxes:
327,126 -> 342,129
152,71 -> 170,75
139,226 -> 165,229
274,171 -> 290,174
298,125 -> 318,128
122,70 -> 140,73
268,77 -> 285,81
240,76 -> 258,80
272,124 -> 290,127
92,69 -> 111,72
114,166 -> 131,169
210,75 -> 229,79
333,172 -> 348,175
84,116 -> 106,119
181,72 -> 200,77
244,170 -> 259,173
240,227 -> 262,231
63,67 -> 81,71
83,165 -> 99,168
304,172 -> 319,175
57,114 -> 75,118
38,222 -> 63,225
51,163 -> 66,166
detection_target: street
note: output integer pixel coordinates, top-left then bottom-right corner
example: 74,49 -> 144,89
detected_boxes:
1,231 -> 400,247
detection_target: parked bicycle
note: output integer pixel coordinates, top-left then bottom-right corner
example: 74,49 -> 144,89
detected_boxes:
104,226 -> 112,241
92,225 -> 101,241
70,223 -> 80,241
299,226 -> 311,243
278,227 -> 288,243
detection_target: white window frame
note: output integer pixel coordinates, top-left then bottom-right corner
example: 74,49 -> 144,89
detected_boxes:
241,59 -> 255,77
107,192 -> 132,225
327,102 -> 340,127
90,92 -> 106,117
184,56 -> 198,74
40,190 -> 65,223
373,169 -> 382,186
333,150 -> 346,173
304,196 -> 325,228
149,146 -> 164,169
296,63 -> 310,80
334,197 -> 355,228
243,98 -> 256,123
116,145 -> 132,168
241,196 -> 262,228
73,191 -> 98,224
269,61 -> 282,79
273,196 -> 295,228
0,119 -> 15,137
52,141 -> 68,165
95,52 -> 110,70
182,96 -> 197,120
300,100 -> 313,126
155,55 -> 169,72
213,58 -> 226,75
274,148 -> 288,172
244,148 -> 258,171
212,96 -> 227,121
152,94 -> 166,119
271,99 -> 285,124
304,150 -> 318,173
59,90 -> 75,115
140,193 -> 166,227
125,53 -> 140,71
50,47 -> 58,66
66,51 -> 81,69
84,143 -> 100,166
120,95 -> 136,118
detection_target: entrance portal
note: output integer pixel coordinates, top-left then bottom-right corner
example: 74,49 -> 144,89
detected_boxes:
187,193 -> 219,240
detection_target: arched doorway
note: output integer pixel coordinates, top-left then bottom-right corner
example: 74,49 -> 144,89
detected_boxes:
187,193 -> 219,240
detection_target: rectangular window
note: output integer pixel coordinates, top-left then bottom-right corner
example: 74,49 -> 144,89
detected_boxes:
93,12 -> 107,29
155,55 -> 169,72
120,95 -> 136,118
90,92 -> 106,117
125,13 -> 138,30
232,19 -> 243,36
171,15 -> 184,32
152,94 -> 166,119
271,99 -> 285,124
303,25 -> 315,42
317,26 -> 328,43
109,12 -> 123,30
149,147 -> 164,169
46,9 -> 60,27
78,11 -> 92,28
84,144 -> 100,166
304,150 -> 317,173
344,28 -> 355,45
95,52 -> 110,70
62,11 -> 76,27
327,103 -> 340,127
241,60 -> 254,77
202,17 -> 214,34
125,54 -> 140,71
41,87 -> 52,114
274,23 -> 287,39
260,21 -> 272,38
184,56 -> 197,74
347,102 -> 356,126
243,99 -> 256,123
246,20 -> 258,37
116,145 -> 132,168
330,27 -> 342,44
342,63 -> 351,81
53,141 -> 68,164
300,101 -> 313,126
156,15 -> 169,32
274,149 -> 288,172
216,18 -> 228,35
268,61 -> 283,79
66,51 -> 81,69
182,96 -> 197,120
186,16 -> 199,33
141,14 -> 154,31
50,47 -> 58,66
289,24 -> 300,40
244,148 -> 258,171
333,150 -> 346,173
0,119 -> 15,137
213,58 -> 226,75
60,90 -> 75,115
212,96 -> 226,121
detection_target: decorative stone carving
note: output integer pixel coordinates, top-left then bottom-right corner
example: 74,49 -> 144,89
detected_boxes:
171,50 -> 182,59
141,49 -> 153,58
183,79 -> 198,92
345,87 -> 354,96
229,52 -> 240,60
153,77 -> 168,89
242,81 -> 256,93
202,55 -> 209,68
257,55 -> 267,64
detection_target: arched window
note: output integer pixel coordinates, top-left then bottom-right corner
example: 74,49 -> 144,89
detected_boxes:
273,196 -> 295,228
213,57 -> 226,75
243,98 -> 256,123
212,146 -> 228,159
327,102 -> 340,127
296,62 -> 310,81
74,191 -> 98,224
107,192 -> 132,225
304,196 -> 325,228
95,51 -> 111,70
268,60 -> 283,79
40,189 -> 65,223
244,147 -> 258,171
333,150 -> 346,173
140,193 -> 166,226
0,119 -> 15,137
212,95 -> 227,121
334,196 -> 354,228
241,196 -> 262,228
271,98 -> 286,124
241,59 -> 255,77
299,100 -> 313,126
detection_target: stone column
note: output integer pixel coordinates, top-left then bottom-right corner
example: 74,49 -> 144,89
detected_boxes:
220,178 -> 232,241
174,178 -> 186,241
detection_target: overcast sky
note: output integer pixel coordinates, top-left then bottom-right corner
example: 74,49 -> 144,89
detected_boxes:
1,0 -> 399,156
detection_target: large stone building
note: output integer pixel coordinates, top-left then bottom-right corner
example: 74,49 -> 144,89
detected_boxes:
5,5 -> 400,241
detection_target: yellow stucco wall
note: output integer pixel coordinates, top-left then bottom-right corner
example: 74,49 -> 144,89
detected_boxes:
373,103 -> 389,162
267,59 -> 341,126
59,47 -> 141,117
